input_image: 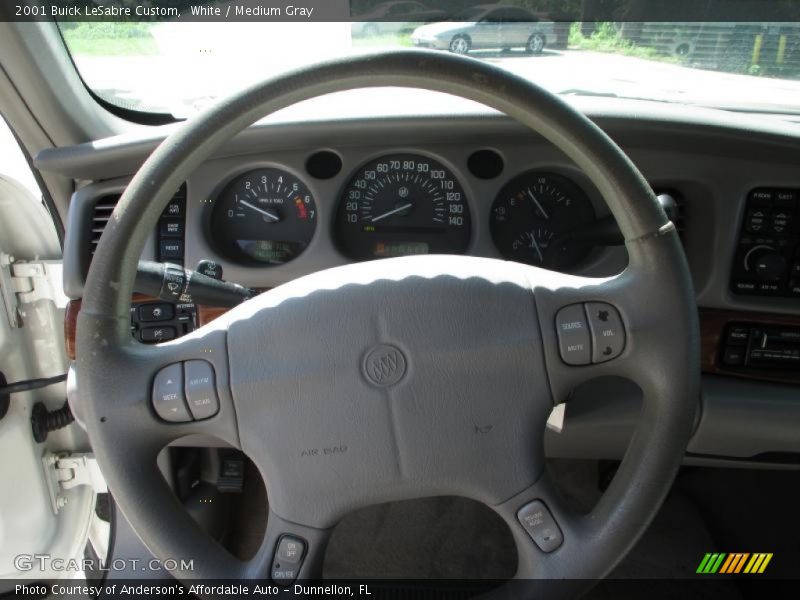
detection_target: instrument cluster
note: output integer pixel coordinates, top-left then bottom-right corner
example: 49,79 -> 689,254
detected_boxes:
206,149 -> 601,271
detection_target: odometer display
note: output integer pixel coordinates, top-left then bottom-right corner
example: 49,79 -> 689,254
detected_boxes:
335,154 -> 471,259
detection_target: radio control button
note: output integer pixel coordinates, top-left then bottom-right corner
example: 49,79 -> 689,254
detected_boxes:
722,346 -> 745,366
725,326 -> 749,346
745,208 -> 768,233
586,303 -> 625,363
152,363 -> 191,423
184,360 -> 219,421
555,305 -> 591,366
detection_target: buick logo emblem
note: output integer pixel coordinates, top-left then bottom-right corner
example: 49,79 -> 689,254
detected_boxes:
363,345 -> 407,387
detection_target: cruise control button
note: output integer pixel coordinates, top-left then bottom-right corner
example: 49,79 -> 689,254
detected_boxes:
555,304 -> 591,366
152,363 -> 191,422
518,500 -> 563,553
272,535 -> 306,584
184,360 -> 219,420
276,536 -> 305,564
585,302 -> 625,363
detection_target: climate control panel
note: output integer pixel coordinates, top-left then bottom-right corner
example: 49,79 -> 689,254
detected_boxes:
730,188 -> 800,297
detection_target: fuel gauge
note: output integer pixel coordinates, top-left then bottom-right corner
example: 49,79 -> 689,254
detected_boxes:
490,171 -> 595,269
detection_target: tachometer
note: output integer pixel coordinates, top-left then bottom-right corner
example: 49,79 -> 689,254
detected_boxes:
335,154 -> 471,259
490,171 -> 595,269
211,168 -> 316,265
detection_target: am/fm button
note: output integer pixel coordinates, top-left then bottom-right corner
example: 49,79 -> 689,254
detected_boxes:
184,360 -> 219,420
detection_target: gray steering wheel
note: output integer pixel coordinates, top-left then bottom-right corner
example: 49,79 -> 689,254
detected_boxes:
77,51 -> 699,596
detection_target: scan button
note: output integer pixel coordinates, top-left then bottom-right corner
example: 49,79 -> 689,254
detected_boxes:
184,360 -> 219,421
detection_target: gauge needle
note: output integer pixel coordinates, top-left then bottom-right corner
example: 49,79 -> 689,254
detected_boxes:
370,203 -> 413,223
239,199 -> 280,222
528,233 -> 545,263
527,189 -> 549,220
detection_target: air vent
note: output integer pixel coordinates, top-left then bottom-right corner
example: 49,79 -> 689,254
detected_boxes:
673,194 -> 687,239
88,194 -> 121,257
86,184 -> 187,266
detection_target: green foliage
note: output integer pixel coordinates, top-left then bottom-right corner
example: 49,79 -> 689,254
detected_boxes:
58,22 -> 157,56
352,32 -> 413,47
568,22 -> 677,63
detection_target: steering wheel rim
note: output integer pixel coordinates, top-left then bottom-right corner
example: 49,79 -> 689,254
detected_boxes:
77,50 -> 699,596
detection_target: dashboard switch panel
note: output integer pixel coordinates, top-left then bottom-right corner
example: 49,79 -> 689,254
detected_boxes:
158,184 -> 187,265
730,188 -> 799,297
131,302 -> 196,344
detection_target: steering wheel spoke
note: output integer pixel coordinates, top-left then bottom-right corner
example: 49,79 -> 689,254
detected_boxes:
527,236 -> 698,408
76,314 -> 240,456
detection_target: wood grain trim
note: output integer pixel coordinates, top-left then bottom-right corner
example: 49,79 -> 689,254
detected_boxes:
197,305 -> 229,326
700,308 -> 800,385
67,301 -> 800,385
64,299 -> 80,361
64,294 -> 159,360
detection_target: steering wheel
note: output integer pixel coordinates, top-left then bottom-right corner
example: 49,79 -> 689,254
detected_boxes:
77,51 -> 699,596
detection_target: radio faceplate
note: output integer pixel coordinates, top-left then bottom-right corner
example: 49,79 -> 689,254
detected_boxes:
730,188 -> 800,298
721,323 -> 800,369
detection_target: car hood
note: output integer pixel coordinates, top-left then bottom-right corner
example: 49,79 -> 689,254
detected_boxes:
413,21 -> 474,37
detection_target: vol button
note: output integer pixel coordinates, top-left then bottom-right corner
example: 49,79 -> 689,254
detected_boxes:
585,303 -> 625,363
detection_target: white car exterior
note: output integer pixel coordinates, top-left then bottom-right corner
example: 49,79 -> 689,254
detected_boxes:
411,5 -> 554,54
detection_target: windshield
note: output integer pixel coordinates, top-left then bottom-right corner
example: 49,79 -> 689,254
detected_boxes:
56,2 -> 800,118
452,8 -> 485,21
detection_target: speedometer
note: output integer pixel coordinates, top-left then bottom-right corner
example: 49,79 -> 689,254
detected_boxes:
334,154 -> 471,259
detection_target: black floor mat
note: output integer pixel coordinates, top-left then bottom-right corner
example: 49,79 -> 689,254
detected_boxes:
323,460 -> 719,583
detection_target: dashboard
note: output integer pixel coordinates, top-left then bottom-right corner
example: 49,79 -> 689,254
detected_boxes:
35,100 -> 800,466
